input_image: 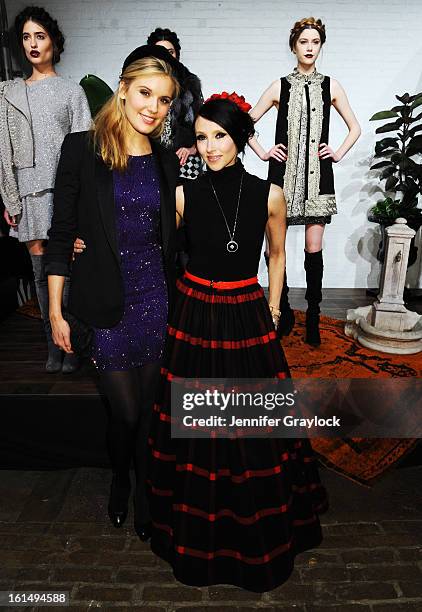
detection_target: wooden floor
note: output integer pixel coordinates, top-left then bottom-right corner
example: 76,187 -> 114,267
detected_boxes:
1,292 -> 422,609
1,288 -> 421,396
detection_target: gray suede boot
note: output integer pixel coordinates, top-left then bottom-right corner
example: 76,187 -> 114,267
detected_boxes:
30,254 -> 63,372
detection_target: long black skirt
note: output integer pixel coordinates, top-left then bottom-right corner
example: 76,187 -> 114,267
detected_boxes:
147,274 -> 328,592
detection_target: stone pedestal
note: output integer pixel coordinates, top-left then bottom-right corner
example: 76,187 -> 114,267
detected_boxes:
345,218 -> 422,354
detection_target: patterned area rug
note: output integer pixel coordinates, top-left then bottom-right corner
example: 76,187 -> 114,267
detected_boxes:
16,296 -> 41,319
283,311 -> 420,486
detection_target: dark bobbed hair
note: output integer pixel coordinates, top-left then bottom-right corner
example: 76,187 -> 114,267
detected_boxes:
197,99 -> 255,154
147,27 -> 181,60
15,6 -> 65,64
289,17 -> 326,51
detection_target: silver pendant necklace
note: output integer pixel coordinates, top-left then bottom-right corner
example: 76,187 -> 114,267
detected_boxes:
208,171 -> 244,253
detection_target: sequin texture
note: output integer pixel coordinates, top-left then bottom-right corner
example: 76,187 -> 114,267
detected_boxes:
9,76 -> 91,241
91,155 -> 168,370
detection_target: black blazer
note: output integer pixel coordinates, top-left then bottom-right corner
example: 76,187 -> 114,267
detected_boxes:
46,131 -> 179,328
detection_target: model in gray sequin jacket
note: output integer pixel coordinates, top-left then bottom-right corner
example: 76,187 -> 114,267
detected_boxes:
0,77 -> 91,217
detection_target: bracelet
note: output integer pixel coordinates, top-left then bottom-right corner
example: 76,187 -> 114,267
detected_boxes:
269,304 -> 281,317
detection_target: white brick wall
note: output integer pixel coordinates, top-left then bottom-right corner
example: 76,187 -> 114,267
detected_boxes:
7,0 -> 422,288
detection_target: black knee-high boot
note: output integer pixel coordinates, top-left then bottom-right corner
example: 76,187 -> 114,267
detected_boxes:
30,254 -> 63,372
304,250 -> 323,346
265,254 -> 295,337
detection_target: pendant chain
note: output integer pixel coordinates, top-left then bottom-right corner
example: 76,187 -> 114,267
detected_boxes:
208,172 -> 244,253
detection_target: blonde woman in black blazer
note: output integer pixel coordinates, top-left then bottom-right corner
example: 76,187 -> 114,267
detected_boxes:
46,47 -> 180,541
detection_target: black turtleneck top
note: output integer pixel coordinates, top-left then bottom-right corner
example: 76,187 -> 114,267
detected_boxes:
183,160 -> 270,281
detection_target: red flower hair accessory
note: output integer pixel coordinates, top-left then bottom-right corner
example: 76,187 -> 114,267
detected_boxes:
205,91 -> 252,113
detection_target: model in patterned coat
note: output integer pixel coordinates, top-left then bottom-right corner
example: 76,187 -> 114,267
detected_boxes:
249,17 -> 361,346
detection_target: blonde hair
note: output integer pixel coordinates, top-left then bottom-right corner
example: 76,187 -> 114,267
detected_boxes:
93,57 -> 180,171
289,17 -> 326,51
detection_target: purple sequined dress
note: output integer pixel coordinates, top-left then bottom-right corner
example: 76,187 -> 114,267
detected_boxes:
91,155 -> 168,371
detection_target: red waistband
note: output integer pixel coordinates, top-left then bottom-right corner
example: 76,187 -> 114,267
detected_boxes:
184,271 -> 258,290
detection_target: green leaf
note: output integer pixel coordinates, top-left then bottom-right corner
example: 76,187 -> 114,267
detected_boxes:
409,111 -> 422,123
376,137 -> 399,147
406,178 -> 418,191
375,137 -> 399,154
370,161 -> 394,170
398,159 -> 411,171
407,146 -> 422,157
370,196 -> 404,219
408,125 -> 422,138
79,74 -> 113,118
410,94 -> 422,108
406,166 -> 422,180
401,191 -> 419,207
404,158 -> 421,176
408,135 -> 422,146
385,175 -> 399,191
396,93 -> 410,103
390,152 -> 403,164
406,135 -> 422,156
380,166 -> 397,180
375,120 -> 401,134
370,110 -> 399,121
374,148 -> 400,158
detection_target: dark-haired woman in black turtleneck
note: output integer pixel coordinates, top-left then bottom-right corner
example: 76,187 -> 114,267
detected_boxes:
148,93 -> 328,592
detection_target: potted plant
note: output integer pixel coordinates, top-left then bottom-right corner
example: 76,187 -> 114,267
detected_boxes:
368,91 -> 422,265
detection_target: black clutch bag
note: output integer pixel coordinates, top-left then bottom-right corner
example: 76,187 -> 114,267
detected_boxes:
62,310 -> 93,358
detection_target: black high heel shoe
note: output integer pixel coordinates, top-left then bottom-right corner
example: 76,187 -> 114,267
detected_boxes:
108,475 -> 131,528
133,487 -> 152,541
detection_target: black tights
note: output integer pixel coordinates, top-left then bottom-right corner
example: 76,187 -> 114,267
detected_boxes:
99,360 -> 161,522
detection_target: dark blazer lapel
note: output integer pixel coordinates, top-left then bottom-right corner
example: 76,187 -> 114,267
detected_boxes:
94,155 -> 120,263
151,140 -> 177,258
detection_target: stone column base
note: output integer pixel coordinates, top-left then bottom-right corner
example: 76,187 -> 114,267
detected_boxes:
345,306 -> 422,355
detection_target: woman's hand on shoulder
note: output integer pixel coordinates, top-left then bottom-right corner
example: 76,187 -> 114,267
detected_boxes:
176,145 -> 197,166
72,237 -> 86,261
176,184 -> 185,228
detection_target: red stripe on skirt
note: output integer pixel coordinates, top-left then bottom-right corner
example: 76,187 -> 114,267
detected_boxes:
167,326 -> 277,349
146,480 -> 173,496
160,368 -> 288,384
174,455 -> 290,482
174,538 -> 294,564
176,278 -> 264,304
153,521 -> 173,535
151,447 -> 176,461
173,501 -> 290,524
